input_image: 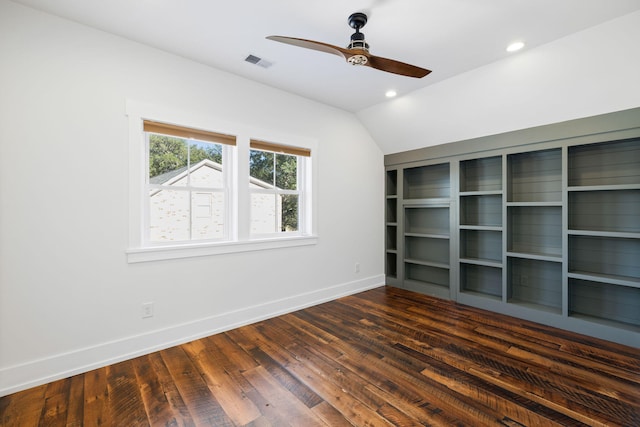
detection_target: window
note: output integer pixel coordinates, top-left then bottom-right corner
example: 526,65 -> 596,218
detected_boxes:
144,121 -> 235,244
249,140 -> 310,236
126,100 -> 317,262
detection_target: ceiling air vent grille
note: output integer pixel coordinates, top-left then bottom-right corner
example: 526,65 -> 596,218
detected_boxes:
245,54 -> 273,69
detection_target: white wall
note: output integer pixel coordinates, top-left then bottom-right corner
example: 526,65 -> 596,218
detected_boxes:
358,10 -> 640,155
0,1 -> 384,395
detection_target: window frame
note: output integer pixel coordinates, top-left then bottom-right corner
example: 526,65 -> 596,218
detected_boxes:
144,132 -> 233,245
126,100 -> 317,263
248,139 -> 310,237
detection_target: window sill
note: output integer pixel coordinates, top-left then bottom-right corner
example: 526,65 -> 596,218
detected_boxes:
126,235 -> 318,263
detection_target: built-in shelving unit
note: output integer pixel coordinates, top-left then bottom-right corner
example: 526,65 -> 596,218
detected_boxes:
459,156 -> 503,300
401,163 -> 452,298
566,139 -> 640,330
385,170 -> 399,284
506,148 -> 563,312
384,108 -> 640,348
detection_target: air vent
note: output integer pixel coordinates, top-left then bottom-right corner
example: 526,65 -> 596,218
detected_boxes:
245,54 -> 273,69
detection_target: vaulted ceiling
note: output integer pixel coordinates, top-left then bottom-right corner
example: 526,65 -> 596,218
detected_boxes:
11,0 -> 640,112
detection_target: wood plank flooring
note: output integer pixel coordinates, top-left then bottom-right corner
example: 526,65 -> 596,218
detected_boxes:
1,286 -> 639,426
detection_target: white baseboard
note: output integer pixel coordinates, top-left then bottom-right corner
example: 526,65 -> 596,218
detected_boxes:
0,275 -> 384,397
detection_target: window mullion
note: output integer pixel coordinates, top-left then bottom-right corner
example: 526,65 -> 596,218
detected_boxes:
236,135 -> 251,241
224,143 -> 236,241
186,140 -> 191,187
189,189 -> 193,240
298,157 -> 305,235
273,155 -> 279,232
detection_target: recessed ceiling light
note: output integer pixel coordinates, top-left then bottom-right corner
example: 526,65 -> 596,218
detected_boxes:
385,90 -> 397,98
506,41 -> 525,53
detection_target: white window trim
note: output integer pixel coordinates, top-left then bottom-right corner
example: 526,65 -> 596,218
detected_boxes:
126,99 -> 318,263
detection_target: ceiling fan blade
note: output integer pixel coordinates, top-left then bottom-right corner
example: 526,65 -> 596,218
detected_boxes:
267,25 -> 432,79
267,36 -> 350,59
366,54 -> 432,78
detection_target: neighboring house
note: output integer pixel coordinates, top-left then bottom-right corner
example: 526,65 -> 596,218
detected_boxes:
149,159 -> 281,241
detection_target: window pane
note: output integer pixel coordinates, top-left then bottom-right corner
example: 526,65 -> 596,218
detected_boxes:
250,150 -> 274,186
250,193 -> 277,234
276,153 -> 297,190
281,194 -> 299,232
189,142 -> 223,188
191,191 -> 224,240
149,189 -> 190,241
149,134 -> 188,186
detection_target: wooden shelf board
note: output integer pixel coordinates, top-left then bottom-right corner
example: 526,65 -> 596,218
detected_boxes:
404,232 -> 450,239
459,258 -> 502,269
568,313 -> 640,333
404,259 -> 450,270
459,225 -> 502,231
506,201 -> 562,207
459,290 -> 502,302
568,230 -> 640,239
403,198 -> 450,207
506,251 -> 563,263
568,184 -> 640,192
459,190 -> 503,196
507,299 -> 562,315
401,281 -> 452,300
568,271 -> 640,289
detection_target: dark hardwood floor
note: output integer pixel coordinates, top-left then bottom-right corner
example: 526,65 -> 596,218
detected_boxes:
2,286 -> 639,426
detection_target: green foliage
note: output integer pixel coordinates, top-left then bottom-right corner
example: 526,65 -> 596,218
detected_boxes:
281,195 -> 299,232
276,154 -> 297,191
250,150 -> 299,231
149,134 -> 222,178
249,150 -> 274,184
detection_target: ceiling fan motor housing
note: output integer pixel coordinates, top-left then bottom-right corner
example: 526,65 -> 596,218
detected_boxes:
347,12 -> 370,57
348,12 -> 368,30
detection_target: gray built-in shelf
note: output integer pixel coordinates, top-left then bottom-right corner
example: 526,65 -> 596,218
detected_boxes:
567,139 -> 640,331
384,107 -> 640,348
458,156 -> 504,300
391,162 -> 453,299
385,170 -> 399,281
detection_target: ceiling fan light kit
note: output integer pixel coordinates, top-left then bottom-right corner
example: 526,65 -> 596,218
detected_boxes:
346,12 -> 369,66
267,12 -> 431,78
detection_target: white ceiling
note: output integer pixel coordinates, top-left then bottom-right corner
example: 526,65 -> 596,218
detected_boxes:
12,0 -> 640,112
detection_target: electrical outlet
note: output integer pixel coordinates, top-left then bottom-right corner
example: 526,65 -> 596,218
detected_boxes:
355,262 -> 360,273
142,302 -> 154,318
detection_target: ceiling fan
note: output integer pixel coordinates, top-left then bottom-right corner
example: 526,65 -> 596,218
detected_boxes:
267,12 -> 431,78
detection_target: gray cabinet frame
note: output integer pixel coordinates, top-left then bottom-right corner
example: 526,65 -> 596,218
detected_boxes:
384,107 -> 640,348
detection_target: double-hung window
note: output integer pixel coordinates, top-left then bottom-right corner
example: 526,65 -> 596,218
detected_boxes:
126,101 -> 317,262
143,120 -> 235,244
249,140 -> 311,236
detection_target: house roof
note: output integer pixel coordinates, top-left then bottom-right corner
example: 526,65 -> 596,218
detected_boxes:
150,159 -> 275,189
149,166 -> 190,185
